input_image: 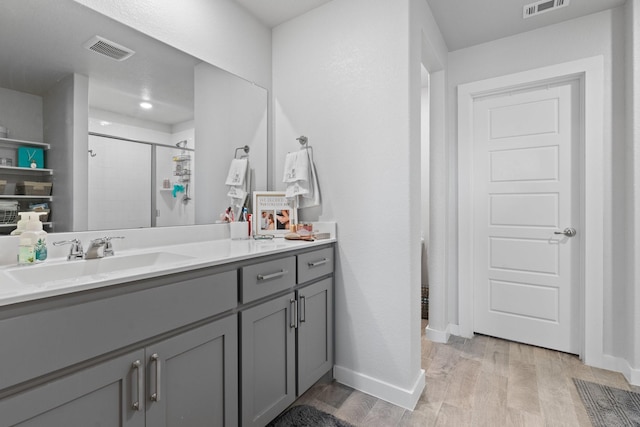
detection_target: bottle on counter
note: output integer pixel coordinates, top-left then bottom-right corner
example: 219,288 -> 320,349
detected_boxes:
16,212 -> 47,265
10,212 -> 30,236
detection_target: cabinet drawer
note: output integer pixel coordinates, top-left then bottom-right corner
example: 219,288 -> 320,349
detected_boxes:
241,256 -> 296,303
297,247 -> 334,284
0,269 -> 237,391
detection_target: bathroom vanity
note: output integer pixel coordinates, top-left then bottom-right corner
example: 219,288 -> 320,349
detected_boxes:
0,234 -> 335,427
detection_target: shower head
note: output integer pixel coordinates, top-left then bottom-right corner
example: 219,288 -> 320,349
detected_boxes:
176,140 -> 187,148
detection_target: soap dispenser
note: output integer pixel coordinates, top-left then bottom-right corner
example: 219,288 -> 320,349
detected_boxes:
10,212 -> 30,236
17,212 -> 47,264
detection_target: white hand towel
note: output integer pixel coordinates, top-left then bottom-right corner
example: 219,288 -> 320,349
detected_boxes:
225,158 -> 248,186
283,151 -> 310,183
285,180 -> 310,198
298,159 -> 321,209
227,186 -> 247,200
283,149 -> 321,208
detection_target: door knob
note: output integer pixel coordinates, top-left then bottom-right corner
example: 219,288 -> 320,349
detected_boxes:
554,227 -> 576,237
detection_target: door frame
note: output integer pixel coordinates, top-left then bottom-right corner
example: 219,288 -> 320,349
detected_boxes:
457,56 -> 604,365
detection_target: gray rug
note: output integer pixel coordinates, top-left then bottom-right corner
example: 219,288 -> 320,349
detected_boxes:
267,404 -> 354,427
573,378 -> 640,426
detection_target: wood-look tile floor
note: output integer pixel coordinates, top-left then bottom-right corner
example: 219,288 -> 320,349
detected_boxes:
292,320 -> 640,426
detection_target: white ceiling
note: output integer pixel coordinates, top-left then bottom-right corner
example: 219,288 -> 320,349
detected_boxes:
424,0 -> 627,51
232,0 -> 334,27
233,0 -> 627,50
0,0 -> 198,126
2,0 -> 628,127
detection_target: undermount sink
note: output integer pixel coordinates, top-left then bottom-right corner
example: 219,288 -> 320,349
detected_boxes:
7,252 -> 195,285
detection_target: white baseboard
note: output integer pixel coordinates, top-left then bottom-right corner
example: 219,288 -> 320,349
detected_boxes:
448,323 -> 461,337
425,325 -> 449,343
424,322 -> 464,343
332,365 -> 425,410
601,355 -> 640,386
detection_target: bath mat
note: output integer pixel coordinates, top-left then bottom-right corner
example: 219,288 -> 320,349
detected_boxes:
267,404 -> 354,427
573,378 -> 640,426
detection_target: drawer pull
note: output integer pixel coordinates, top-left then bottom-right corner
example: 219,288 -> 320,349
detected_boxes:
257,269 -> 287,281
308,258 -> 328,268
150,353 -> 161,402
131,360 -> 142,411
290,298 -> 298,329
300,296 -> 306,323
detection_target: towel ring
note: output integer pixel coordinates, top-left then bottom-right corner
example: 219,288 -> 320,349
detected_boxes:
234,145 -> 250,159
297,136 -> 308,147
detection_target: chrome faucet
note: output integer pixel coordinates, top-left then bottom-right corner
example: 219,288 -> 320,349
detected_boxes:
85,236 -> 125,259
103,236 -> 125,257
53,239 -> 84,260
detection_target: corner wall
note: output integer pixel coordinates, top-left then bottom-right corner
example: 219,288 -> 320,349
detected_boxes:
44,74 -> 89,232
273,0 -> 424,409
626,0 -> 640,377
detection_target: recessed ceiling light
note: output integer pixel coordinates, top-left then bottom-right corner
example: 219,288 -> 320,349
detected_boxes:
99,120 -> 111,126
139,101 -> 153,109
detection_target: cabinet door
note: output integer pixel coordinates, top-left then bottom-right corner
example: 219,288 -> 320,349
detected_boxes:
0,350 -> 145,427
241,293 -> 296,427
297,277 -> 334,394
145,315 -> 238,427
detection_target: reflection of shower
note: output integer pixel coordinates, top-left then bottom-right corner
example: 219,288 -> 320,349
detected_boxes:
88,149 -> 97,157
173,141 -> 192,204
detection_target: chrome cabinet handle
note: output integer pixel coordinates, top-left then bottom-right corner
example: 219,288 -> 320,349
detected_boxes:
307,258 -> 328,268
150,353 -> 161,402
131,360 -> 142,411
554,227 -> 577,237
300,296 -> 306,323
257,269 -> 287,281
290,298 -> 297,329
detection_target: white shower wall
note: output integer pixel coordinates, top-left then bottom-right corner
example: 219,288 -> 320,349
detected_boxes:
88,114 -> 195,230
88,134 -> 151,230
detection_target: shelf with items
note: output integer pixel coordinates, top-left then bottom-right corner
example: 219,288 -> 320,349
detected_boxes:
0,137 -> 50,150
0,195 -> 53,201
0,165 -> 53,175
171,145 -> 192,204
0,136 -> 50,171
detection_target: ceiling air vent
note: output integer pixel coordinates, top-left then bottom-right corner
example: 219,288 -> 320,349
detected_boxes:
83,36 -> 135,61
523,0 -> 570,19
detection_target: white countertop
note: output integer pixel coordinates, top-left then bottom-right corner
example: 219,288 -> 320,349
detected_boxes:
0,236 -> 335,307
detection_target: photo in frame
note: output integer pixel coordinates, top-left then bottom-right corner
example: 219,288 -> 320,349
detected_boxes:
252,191 -> 296,236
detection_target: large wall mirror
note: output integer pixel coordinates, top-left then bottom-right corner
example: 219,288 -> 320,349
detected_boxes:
0,0 -> 268,233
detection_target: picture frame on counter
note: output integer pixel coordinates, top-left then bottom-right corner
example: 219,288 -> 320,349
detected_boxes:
252,191 -> 296,236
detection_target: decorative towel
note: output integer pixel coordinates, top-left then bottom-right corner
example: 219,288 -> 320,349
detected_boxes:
298,158 -> 320,209
283,151 -> 310,183
227,186 -> 247,201
283,149 -> 320,209
226,158 -> 251,219
225,158 -> 248,186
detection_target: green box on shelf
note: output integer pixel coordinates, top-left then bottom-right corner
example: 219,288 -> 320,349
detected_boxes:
17,146 -> 44,169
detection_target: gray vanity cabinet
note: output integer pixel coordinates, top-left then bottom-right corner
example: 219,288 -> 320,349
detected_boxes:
296,277 -> 334,394
240,292 -> 297,427
145,315 -> 238,427
240,246 -> 334,427
0,268 -> 238,427
0,349 -> 146,427
0,316 -> 237,427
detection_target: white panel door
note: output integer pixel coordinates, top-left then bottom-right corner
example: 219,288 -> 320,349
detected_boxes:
472,81 -> 579,354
